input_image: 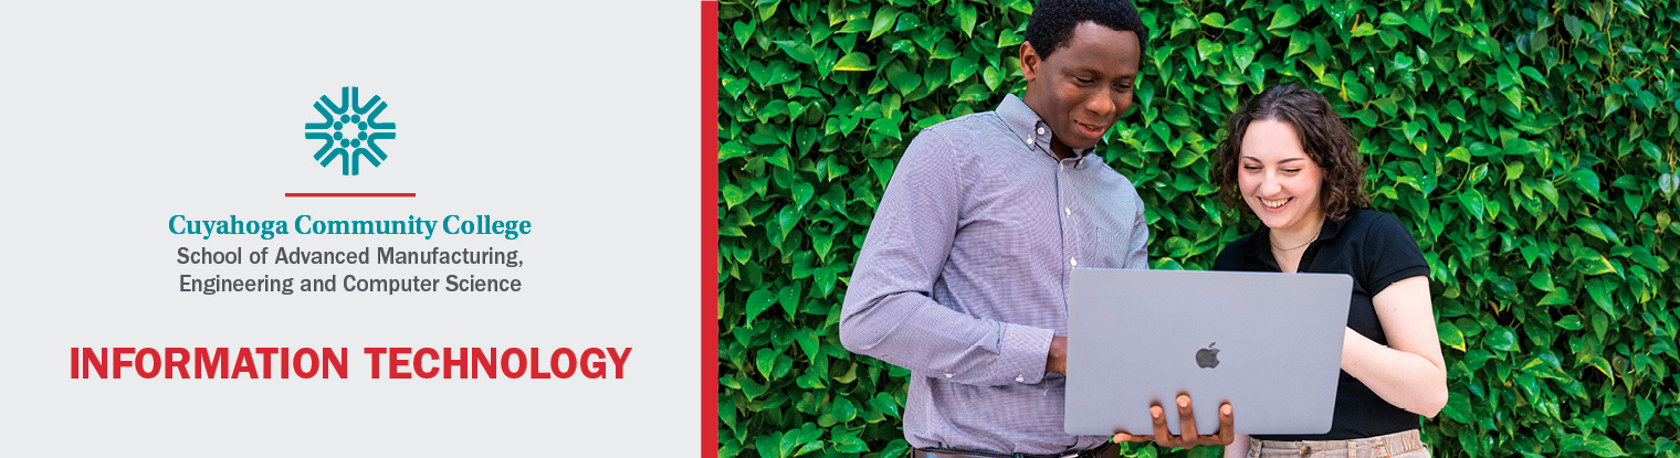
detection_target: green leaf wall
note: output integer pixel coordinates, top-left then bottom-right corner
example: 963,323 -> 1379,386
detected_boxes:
717,0 -> 1680,456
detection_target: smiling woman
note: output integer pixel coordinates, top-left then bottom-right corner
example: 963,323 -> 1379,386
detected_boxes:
1211,84 -> 1448,458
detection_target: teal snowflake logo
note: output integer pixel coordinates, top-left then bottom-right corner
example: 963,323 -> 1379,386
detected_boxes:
305,87 -> 396,176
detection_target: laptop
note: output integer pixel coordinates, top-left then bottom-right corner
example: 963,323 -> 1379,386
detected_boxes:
1063,268 -> 1352,436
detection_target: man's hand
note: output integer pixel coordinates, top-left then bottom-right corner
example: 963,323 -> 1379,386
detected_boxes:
1111,394 -> 1234,449
1047,336 -> 1068,374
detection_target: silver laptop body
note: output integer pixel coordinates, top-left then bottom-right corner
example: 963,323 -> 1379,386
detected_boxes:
1063,268 -> 1352,436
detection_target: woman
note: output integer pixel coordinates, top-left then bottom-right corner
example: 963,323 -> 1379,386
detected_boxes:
1212,84 -> 1448,458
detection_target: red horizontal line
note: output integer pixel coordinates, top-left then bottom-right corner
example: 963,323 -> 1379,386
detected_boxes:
285,193 -> 416,198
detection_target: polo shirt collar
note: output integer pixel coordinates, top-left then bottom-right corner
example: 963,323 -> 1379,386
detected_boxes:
996,93 -> 1095,163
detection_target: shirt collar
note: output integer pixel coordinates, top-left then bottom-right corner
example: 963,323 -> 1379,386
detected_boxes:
1239,208 -> 1356,257
996,93 -> 1095,164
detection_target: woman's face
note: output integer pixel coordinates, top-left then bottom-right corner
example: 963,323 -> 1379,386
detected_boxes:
1237,119 -> 1325,233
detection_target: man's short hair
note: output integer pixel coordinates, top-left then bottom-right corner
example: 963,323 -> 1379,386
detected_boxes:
1024,0 -> 1151,59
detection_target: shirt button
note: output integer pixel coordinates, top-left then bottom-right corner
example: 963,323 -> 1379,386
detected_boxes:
1016,375 -> 1026,383
944,373 -> 953,379
1026,138 -> 1034,146
1070,258 -> 1078,267
1036,127 -> 1046,135
1065,207 -> 1071,216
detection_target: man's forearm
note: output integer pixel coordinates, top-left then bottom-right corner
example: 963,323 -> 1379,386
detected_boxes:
840,291 -> 1056,386
1046,335 -> 1067,374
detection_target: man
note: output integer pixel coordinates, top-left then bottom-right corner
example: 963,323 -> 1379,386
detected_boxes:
840,1 -> 1230,456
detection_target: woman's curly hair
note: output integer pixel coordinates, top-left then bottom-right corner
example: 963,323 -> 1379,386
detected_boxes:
1214,83 -> 1369,221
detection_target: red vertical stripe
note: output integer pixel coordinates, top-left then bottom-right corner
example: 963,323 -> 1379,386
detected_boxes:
701,1 -> 720,457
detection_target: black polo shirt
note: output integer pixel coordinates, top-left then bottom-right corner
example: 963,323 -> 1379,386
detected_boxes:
1211,207 -> 1431,440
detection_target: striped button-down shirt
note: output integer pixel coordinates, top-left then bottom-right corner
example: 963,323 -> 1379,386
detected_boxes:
841,94 -> 1150,455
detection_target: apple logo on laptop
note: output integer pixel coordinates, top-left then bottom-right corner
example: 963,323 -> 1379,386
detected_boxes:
1196,342 -> 1220,369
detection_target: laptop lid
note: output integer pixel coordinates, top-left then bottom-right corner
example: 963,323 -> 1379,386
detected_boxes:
1063,268 -> 1352,436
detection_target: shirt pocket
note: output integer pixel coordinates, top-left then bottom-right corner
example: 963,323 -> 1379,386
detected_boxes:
1075,199 -> 1138,269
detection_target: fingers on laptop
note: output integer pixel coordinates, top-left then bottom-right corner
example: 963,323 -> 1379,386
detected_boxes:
1217,403 -> 1235,444
1176,394 -> 1199,442
1112,399 -> 1235,447
1151,403 -> 1175,445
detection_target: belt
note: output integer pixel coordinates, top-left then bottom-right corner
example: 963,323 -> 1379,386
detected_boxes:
913,442 -> 1117,458
1251,429 -> 1427,457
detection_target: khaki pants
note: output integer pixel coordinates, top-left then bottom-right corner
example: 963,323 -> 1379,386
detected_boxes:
1248,429 -> 1429,458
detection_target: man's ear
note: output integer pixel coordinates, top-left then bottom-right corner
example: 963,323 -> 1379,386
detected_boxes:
1019,41 -> 1041,83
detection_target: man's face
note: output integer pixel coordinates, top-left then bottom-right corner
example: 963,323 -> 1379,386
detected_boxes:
1020,21 -> 1141,158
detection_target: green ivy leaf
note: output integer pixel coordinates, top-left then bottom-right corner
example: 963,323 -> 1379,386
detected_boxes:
1555,315 -> 1584,330
1562,433 -> 1628,457
1232,43 -> 1258,71
1580,353 -> 1613,379
1171,16 -> 1199,37
894,13 -> 921,34
734,20 -> 756,48
833,430 -> 869,453
1445,146 -> 1471,164
1200,13 -> 1227,28
723,184 -> 752,208
1195,39 -> 1224,60
1226,17 -> 1255,34
880,440 -> 911,458
745,289 -> 777,325
1485,327 -> 1516,352
1577,254 -> 1616,276
765,61 -> 800,86
721,141 -> 754,161
868,6 -> 900,41
870,392 -> 903,418
982,65 -> 1002,91
778,282 -> 803,317
1163,105 -> 1192,127
1573,218 -> 1620,245
755,431 -> 785,458
833,52 -> 874,71
1405,15 -> 1433,39
1564,15 -> 1584,39
775,40 -> 818,64
1268,4 -> 1302,30
1457,190 -> 1486,221
1286,30 -> 1312,57
812,231 -> 836,261
755,348 -> 779,379
950,54 -> 979,84
953,2 -> 976,37
997,28 -> 1024,48
1438,321 -> 1466,351
1441,392 -> 1472,423
1585,279 -> 1614,316
833,396 -> 858,422
794,370 -> 826,389
885,62 -> 921,94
